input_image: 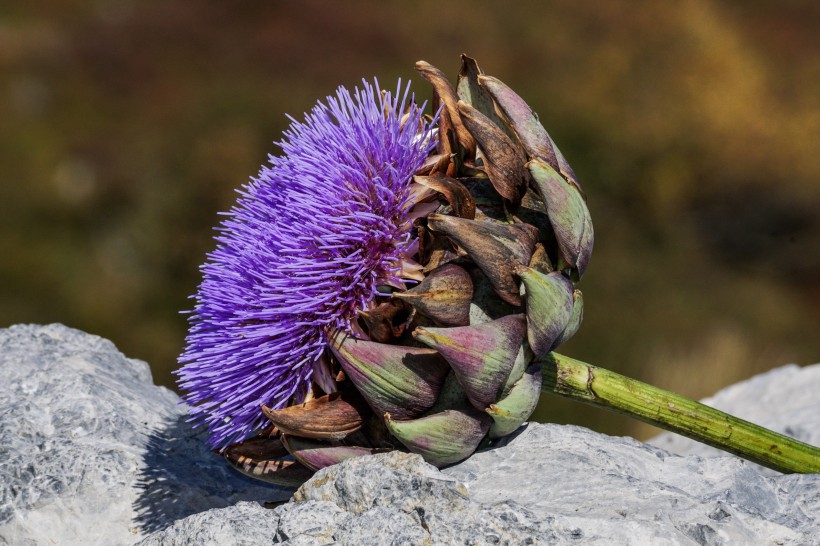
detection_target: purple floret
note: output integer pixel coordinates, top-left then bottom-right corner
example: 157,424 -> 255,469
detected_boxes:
177,80 -> 436,449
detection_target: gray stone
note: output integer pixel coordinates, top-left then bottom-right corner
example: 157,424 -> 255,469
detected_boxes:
2,324 -> 819,545
135,500 -> 352,546
142,451 -> 557,545
445,424 -> 818,545
0,324 -> 288,545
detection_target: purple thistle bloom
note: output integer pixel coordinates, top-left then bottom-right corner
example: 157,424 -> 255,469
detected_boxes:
177,80 -> 436,449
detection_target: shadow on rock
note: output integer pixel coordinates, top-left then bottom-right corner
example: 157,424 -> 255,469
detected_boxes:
133,415 -> 292,534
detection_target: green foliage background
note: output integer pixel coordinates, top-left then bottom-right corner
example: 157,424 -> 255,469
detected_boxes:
3,0 -> 819,439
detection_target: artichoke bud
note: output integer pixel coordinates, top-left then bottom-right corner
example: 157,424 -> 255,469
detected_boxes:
209,57 -> 594,485
468,267 -> 520,325
499,339 -> 533,398
412,314 -> 526,410
392,263 -> 473,326
456,55 -> 512,139
384,407 -> 491,467
477,75 -> 558,172
328,331 -> 449,420
425,370 -> 471,414
260,391 -> 368,441
279,435 -> 389,472
554,289 -> 584,348
515,266 -> 575,357
427,214 -> 538,306
413,174 -> 476,220
527,158 -> 593,277
478,74 -> 583,195
415,61 -> 477,159
487,364 -> 542,439
457,100 -> 531,204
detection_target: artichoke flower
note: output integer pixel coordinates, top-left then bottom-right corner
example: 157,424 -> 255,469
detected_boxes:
178,56 -> 820,486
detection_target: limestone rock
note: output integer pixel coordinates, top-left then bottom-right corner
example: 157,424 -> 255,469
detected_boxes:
0,324 -> 287,546
139,451 -> 558,545
1,324 -> 818,545
446,423 -> 819,545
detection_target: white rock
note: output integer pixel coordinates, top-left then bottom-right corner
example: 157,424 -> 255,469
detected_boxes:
446,424 -> 817,545
0,324 -> 287,546
140,451 -> 559,545
1,324 -> 818,545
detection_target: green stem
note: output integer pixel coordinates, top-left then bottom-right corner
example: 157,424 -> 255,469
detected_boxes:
540,352 -> 820,474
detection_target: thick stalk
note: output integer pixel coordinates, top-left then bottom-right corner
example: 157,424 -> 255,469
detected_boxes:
540,352 -> 820,474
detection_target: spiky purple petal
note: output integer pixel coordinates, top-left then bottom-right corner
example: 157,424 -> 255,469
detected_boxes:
177,80 -> 436,449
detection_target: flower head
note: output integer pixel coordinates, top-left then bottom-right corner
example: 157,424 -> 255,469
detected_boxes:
178,80 -> 435,449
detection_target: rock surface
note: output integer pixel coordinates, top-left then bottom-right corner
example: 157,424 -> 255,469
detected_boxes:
448,425 -> 819,545
0,324 -> 288,546
1,324 -> 818,545
139,451 -> 562,546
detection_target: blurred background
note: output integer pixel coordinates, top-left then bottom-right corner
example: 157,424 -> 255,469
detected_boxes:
2,0 -> 819,440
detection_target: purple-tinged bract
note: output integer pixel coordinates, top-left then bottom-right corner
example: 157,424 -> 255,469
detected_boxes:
177,80 -> 436,449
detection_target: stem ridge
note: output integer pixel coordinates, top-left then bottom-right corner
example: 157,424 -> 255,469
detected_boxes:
540,352 -> 820,474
